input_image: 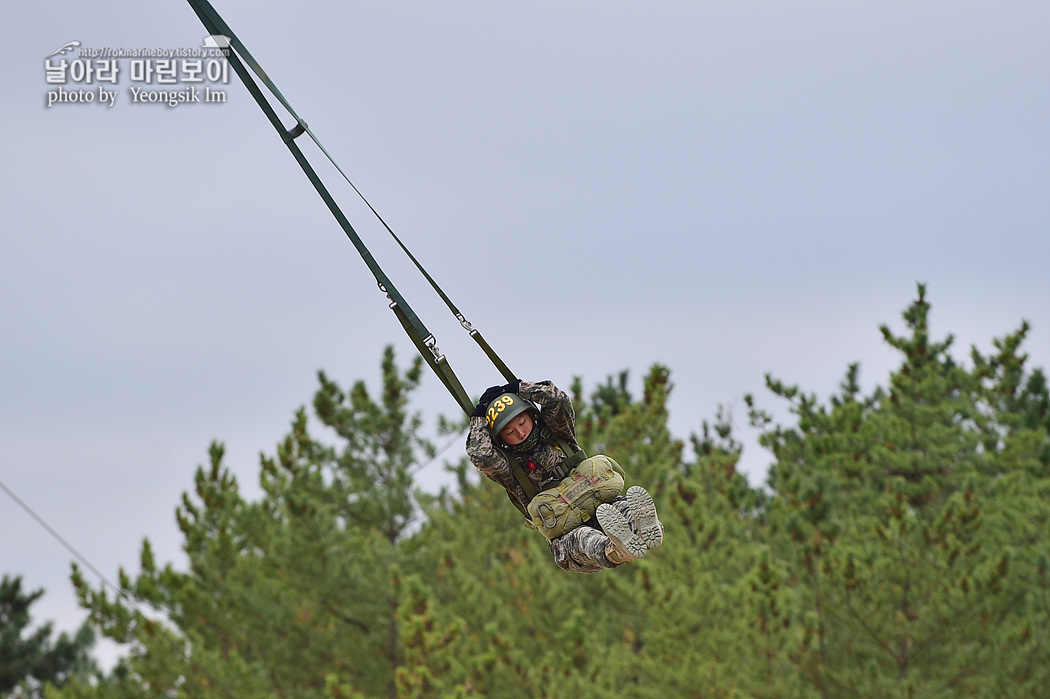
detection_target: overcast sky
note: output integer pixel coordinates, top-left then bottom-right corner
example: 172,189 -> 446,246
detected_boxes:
2,0 -> 1047,667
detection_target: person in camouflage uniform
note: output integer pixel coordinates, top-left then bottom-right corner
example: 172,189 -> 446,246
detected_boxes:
466,379 -> 663,574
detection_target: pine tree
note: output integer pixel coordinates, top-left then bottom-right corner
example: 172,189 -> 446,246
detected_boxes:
622,409 -> 794,698
56,347 -> 438,699
0,575 -> 97,697
48,290 -> 1050,698
751,285 -> 1050,697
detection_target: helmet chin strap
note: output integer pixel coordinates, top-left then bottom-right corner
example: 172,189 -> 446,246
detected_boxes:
506,414 -> 541,453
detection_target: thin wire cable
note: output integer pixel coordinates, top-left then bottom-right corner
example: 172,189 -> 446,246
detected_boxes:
2,476 -> 260,697
0,476 -> 125,601
409,429 -> 468,476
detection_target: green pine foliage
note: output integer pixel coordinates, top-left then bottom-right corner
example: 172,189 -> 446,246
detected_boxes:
49,287 -> 1049,698
0,575 -> 97,698
748,285 -> 1050,698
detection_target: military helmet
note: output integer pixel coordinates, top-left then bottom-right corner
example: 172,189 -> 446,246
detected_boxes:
486,392 -> 537,438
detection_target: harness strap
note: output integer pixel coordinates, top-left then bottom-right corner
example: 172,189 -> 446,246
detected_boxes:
184,0 -> 491,417
536,425 -> 588,479
502,423 -> 588,520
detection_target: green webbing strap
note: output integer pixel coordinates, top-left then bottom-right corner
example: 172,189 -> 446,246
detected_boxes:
539,427 -> 588,479
502,427 -> 588,521
185,0 -> 477,415
556,441 -> 589,474
186,0 -> 516,388
388,297 -> 474,415
338,190 -> 517,384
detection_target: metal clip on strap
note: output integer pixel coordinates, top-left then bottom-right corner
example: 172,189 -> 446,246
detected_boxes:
287,121 -> 307,139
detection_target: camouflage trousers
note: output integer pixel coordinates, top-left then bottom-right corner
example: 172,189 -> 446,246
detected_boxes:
549,497 -> 637,574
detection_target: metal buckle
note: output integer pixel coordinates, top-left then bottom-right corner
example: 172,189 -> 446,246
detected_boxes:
377,281 -> 396,308
423,335 -> 445,363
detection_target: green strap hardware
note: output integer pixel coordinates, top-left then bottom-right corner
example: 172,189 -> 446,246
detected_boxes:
184,0 -> 515,417
183,1 -> 598,529
502,426 -> 588,519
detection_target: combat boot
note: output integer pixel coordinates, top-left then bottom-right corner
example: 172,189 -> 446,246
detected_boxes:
597,503 -> 646,565
627,486 -> 664,550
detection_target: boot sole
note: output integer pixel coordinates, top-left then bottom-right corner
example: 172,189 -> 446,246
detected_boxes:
627,486 -> 663,549
596,504 -> 647,559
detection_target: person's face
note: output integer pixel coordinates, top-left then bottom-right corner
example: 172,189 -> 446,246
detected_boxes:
499,411 -> 534,446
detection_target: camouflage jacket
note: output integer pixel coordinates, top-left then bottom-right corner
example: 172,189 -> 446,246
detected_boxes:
466,380 -> 580,512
